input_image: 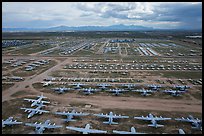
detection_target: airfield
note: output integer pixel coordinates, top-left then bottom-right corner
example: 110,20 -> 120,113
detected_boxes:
2,31 -> 202,134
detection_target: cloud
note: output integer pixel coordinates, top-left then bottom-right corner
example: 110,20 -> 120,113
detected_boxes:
2,2 -> 202,29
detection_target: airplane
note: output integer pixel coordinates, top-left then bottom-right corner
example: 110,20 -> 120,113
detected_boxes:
66,124 -> 107,134
96,83 -> 111,90
120,83 -> 136,89
23,93 -> 50,107
113,126 -> 146,134
2,117 -> 23,128
25,120 -> 62,134
51,87 -> 72,94
42,81 -> 54,87
178,129 -> 185,134
147,84 -> 161,91
93,111 -> 129,125
80,87 -> 101,95
162,90 -> 186,96
21,103 -> 49,118
70,83 -> 87,89
175,115 -> 202,130
107,88 -> 129,96
132,88 -> 154,96
55,109 -> 89,122
9,76 -> 23,81
174,85 -> 190,91
134,113 -> 171,128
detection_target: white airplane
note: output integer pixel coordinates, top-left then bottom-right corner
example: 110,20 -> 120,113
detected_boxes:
2,117 -> 22,128
107,88 -> 129,96
94,111 -> 129,125
132,88 -> 154,96
96,83 -> 111,90
55,109 -> 89,122
25,120 -> 62,134
162,90 -> 186,96
23,93 -> 50,107
51,87 -> 72,94
66,124 -> 107,134
174,85 -> 190,91
175,115 -> 202,130
120,83 -> 136,89
80,87 -> 101,95
21,103 -> 49,118
147,84 -> 161,90
178,129 -> 185,134
134,113 -> 171,128
42,81 -> 54,87
70,83 -> 87,89
113,126 -> 146,134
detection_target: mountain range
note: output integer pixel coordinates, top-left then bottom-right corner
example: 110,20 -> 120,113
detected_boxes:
2,24 -> 154,32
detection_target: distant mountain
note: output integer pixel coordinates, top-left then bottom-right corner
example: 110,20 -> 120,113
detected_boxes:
2,24 -> 154,32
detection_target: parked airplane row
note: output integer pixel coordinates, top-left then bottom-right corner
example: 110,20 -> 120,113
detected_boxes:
2,94 -> 202,134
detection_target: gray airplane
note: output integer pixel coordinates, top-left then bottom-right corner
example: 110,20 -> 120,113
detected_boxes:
42,81 -> 54,87
70,83 -> 87,89
94,111 -> 129,125
113,126 -> 146,134
55,109 -> 89,122
132,88 -> 154,96
24,93 -> 50,107
2,117 -> 22,128
107,88 -> 129,96
96,83 -> 111,90
147,84 -> 161,91
66,124 -> 107,134
21,103 -> 49,118
25,120 -> 62,134
162,90 -> 186,96
51,87 -> 72,94
174,85 -> 190,91
178,129 -> 185,134
80,87 -> 101,95
134,113 -> 171,128
121,83 -> 136,89
175,115 -> 202,130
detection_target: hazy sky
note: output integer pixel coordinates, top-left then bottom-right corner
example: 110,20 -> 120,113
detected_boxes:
2,2 -> 202,29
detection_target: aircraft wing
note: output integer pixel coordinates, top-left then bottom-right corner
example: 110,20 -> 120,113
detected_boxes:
55,112 -> 69,116
93,113 -> 110,118
24,98 -> 36,102
3,121 -> 22,125
41,100 -> 50,104
113,130 -> 132,134
113,115 -> 129,119
175,118 -> 193,123
25,123 -> 39,127
88,129 -> 107,134
45,124 -> 62,129
73,112 -> 89,116
155,117 -> 171,121
36,109 -> 49,113
66,126 -> 85,133
134,116 -> 152,120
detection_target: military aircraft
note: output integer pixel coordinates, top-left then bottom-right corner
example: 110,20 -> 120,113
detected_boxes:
113,126 -> 146,134
93,111 -> 129,125
134,113 -> 171,128
55,109 -> 89,122
24,93 -> 50,107
132,88 -> 154,96
178,129 -> 185,134
70,83 -> 87,89
51,87 -> 72,94
147,84 -> 161,91
174,85 -> 190,91
120,83 -> 136,90
162,90 -> 186,96
107,88 -> 129,96
42,81 -> 54,87
66,124 -> 107,134
21,103 -> 49,118
80,87 -> 101,95
96,83 -> 111,90
2,117 -> 22,128
175,115 -> 202,130
25,120 -> 62,134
